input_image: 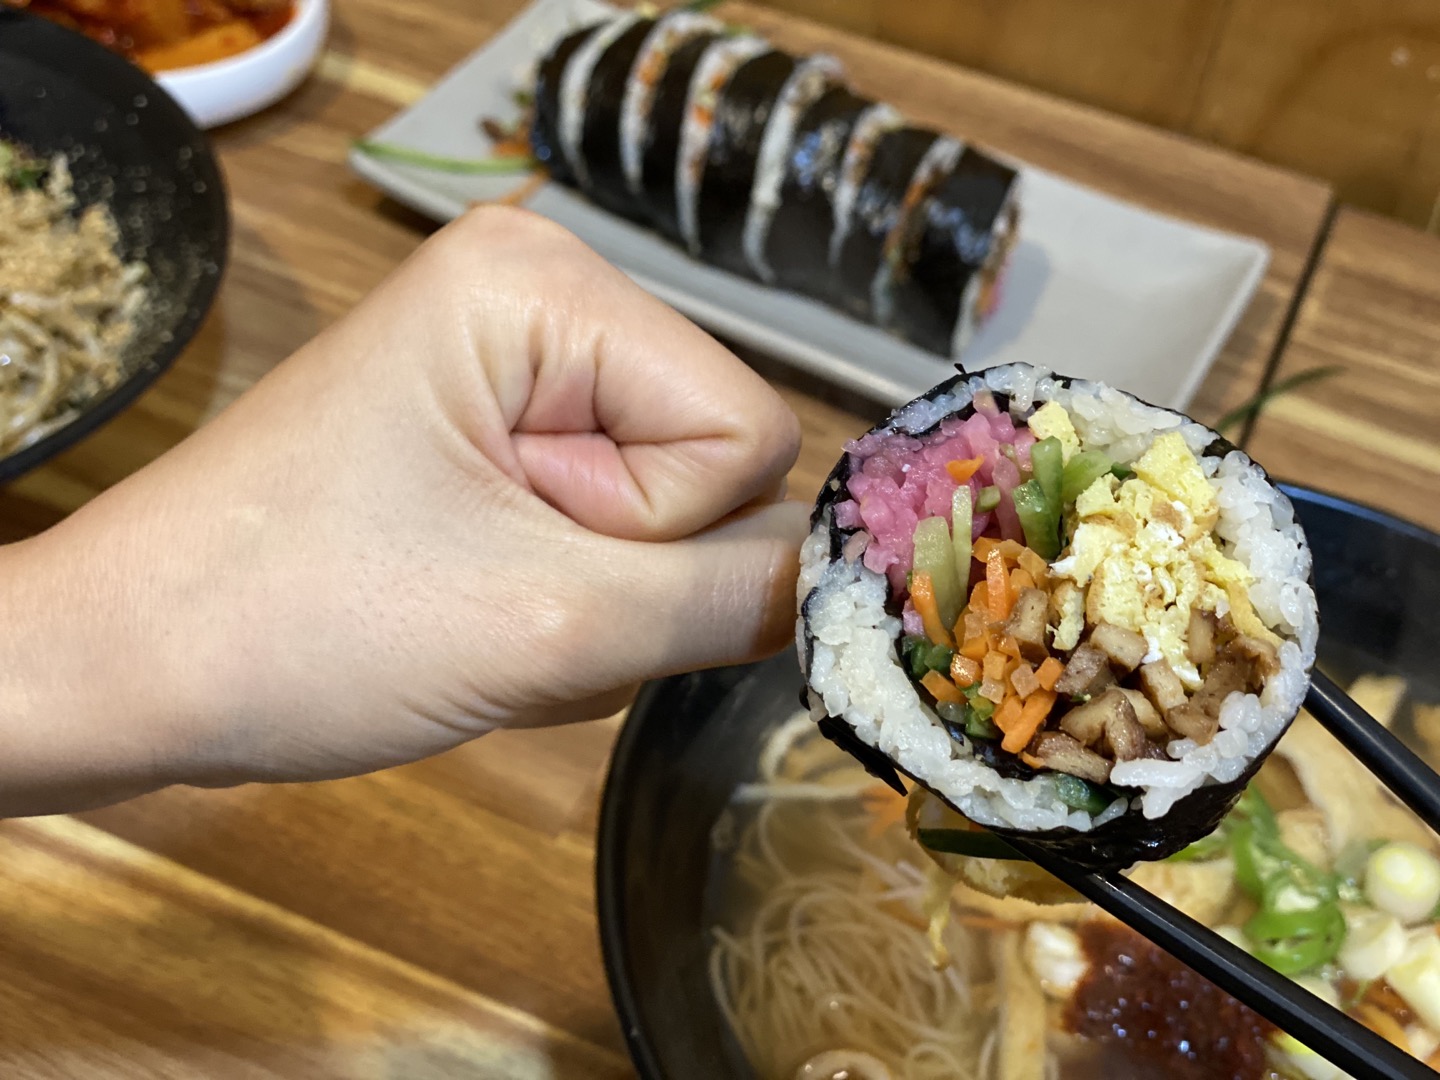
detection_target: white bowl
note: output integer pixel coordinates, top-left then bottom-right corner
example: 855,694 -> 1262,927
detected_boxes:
155,0 -> 330,129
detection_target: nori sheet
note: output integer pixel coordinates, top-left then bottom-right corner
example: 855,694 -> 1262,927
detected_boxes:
694,49 -> 795,275
763,86 -> 872,300
578,18 -> 656,219
638,32 -> 721,244
832,126 -> 937,322
530,24 -> 599,186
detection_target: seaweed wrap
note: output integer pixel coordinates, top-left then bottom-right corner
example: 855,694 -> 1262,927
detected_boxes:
577,16 -> 656,219
620,12 -> 720,201
796,363 -> 1317,871
531,24 -> 599,184
886,147 -> 1020,356
636,29 -> 726,244
869,135 -> 963,332
831,126 -> 938,322
685,46 -> 793,269
761,86 -> 873,300
558,15 -> 644,192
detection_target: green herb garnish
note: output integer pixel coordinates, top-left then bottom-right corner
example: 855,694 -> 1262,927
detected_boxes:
1214,366 -> 1343,436
352,140 -> 536,174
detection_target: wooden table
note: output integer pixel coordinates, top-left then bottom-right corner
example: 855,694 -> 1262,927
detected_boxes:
1248,208 -> 1440,533
0,2 -> 1335,1075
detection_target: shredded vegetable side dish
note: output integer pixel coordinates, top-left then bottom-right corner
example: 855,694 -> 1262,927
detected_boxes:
0,141 -> 147,455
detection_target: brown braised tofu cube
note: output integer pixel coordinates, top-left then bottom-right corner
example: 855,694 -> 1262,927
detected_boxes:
1104,707 -> 1147,762
1166,703 -> 1219,744
1138,659 -> 1187,714
1117,687 -> 1167,740
1059,688 -> 1134,749
1230,634 -> 1281,678
1089,622 -> 1148,673
1188,609 -> 1218,667
1190,658 -> 1249,718
1053,643 -> 1111,697
1004,587 -> 1051,662
1030,731 -> 1111,784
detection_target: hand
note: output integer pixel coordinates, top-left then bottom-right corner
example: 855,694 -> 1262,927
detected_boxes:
0,207 -> 805,814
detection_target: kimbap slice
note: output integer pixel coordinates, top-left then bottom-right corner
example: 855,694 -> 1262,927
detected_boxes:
578,16 -> 657,219
558,15 -> 643,191
739,54 -> 844,282
674,35 -> 772,256
762,86 -> 873,301
637,30 -> 725,244
869,135 -> 963,334
532,24 -> 601,183
621,12 -> 721,200
827,103 -> 902,267
797,363 -> 1317,872
832,125 -> 937,322
886,147 -> 1020,357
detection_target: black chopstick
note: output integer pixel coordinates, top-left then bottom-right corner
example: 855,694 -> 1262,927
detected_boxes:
1004,834 -> 1440,1080
1306,668 -> 1440,835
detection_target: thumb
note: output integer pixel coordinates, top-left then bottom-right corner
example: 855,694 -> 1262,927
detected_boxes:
593,499 -> 810,685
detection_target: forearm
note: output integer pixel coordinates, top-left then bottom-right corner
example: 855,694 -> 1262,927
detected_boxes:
0,500 -> 194,816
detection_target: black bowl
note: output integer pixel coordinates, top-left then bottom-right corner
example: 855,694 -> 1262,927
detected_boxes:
0,10 -> 228,481
596,484 -> 1440,1079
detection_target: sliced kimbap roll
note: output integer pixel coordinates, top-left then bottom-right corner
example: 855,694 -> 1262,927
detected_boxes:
532,24 -> 601,183
577,16 -> 657,219
797,363 -> 1317,872
620,12 -> 721,201
886,147 -> 1020,356
869,135 -> 963,332
673,35 -> 772,256
832,125 -> 937,322
761,86 -> 873,301
738,54 -> 843,282
558,15 -> 644,192
636,29 -> 727,243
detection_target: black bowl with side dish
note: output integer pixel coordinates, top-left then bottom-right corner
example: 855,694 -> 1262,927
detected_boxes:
596,484 -> 1440,1079
0,10 -> 228,481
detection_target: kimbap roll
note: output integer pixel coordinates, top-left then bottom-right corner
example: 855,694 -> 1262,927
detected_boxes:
886,148 -> 1020,356
558,16 -> 644,191
532,24 -> 600,183
578,16 -> 657,219
620,12 -> 720,200
636,28 -> 723,244
761,86 -> 873,301
832,126 -> 938,322
797,363 -> 1317,871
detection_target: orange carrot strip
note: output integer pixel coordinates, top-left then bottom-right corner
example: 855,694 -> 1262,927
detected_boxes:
960,636 -> 989,661
1002,690 -> 1057,754
951,654 -> 982,687
1035,656 -> 1065,691
921,670 -> 965,704
1356,1004 -> 1409,1049
975,537 -> 1025,564
946,457 -> 984,484
986,548 -> 1010,621
961,609 -> 987,642
997,635 -> 1023,661
982,651 -> 1008,682
969,582 -> 989,614
911,572 -> 954,647
1020,751 -> 1046,769
993,695 -> 1024,733
1009,567 -> 1036,594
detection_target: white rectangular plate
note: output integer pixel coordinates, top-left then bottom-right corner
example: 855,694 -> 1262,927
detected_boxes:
349,0 -> 1269,411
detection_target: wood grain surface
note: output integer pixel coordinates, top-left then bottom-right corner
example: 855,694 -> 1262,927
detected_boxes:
757,0 -> 1440,230
0,0 -> 1340,1074
1248,209 -> 1440,532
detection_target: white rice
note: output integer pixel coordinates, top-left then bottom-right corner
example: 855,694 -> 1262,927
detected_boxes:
741,54 -> 843,283
619,12 -> 720,198
558,15 -> 640,192
868,136 -> 962,327
828,103 -> 902,266
798,362 -> 1318,833
675,35 -> 770,254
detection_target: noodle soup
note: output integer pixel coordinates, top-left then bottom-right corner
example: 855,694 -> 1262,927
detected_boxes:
708,676 -> 1440,1080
